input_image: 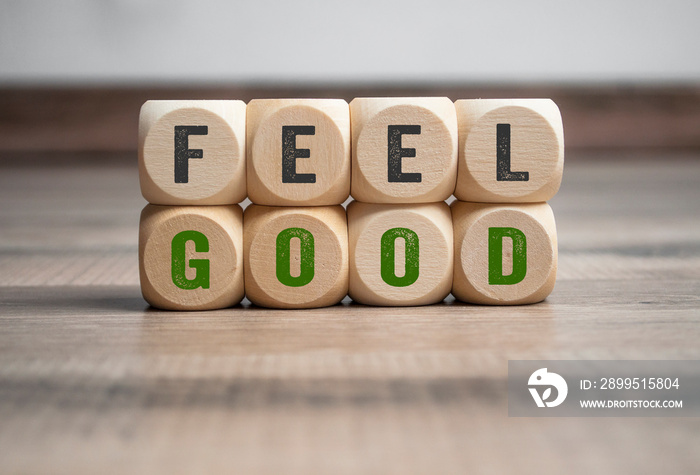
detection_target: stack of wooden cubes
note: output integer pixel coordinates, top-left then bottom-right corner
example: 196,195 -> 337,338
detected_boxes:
138,98 -> 563,310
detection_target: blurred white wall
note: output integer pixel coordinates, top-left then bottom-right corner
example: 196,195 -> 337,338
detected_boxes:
1,0 -> 699,85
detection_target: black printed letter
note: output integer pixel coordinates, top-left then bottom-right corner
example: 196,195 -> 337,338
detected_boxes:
282,126 -> 316,183
174,125 -> 208,183
388,125 -> 422,183
496,124 -> 528,181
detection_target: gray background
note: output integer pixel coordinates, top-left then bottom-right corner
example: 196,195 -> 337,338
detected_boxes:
1,0 -> 699,85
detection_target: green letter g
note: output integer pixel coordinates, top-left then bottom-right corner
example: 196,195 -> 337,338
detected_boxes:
171,230 -> 210,289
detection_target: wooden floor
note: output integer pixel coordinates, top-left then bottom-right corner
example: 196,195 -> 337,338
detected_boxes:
0,151 -> 699,474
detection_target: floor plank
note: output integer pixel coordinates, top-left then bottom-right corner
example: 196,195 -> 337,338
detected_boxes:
0,151 -> 699,474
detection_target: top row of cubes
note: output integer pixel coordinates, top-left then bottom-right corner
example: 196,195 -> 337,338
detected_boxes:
139,98 -> 564,206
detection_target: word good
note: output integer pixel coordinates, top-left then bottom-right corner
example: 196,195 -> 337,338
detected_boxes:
138,98 -> 564,309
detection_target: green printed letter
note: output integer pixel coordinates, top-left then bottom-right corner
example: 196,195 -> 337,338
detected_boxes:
381,228 -> 419,287
488,227 -> 526,285
276,228 -> 315,287
171,230 -> 210,289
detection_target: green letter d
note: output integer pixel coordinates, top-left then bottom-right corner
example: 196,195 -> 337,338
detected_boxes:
488,227 -> 526,285
171,230 -> 210,289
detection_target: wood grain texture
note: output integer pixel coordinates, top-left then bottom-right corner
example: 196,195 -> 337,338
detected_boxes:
139,204 -> 244,310
455,99 -> 564,203
350,97 -> 457,203
246,99 -> 351,206
452,201 -> 557,305
139,100 -> 247,205
244,205 -> 348,308
347,201 -> 453,306
2,85 -> 700,153
0,150 -> 699,474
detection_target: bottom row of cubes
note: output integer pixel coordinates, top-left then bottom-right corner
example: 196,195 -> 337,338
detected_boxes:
139,202 -> 558,310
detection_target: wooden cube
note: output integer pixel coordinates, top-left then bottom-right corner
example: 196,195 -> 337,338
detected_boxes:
454,99 -> 564,203
350,97 -> 458,203
139,204 -> 244,310
139,100 -> 247,205
244,205 -> 348,308
347,202 -> 453,306
451,201 -> 557,305
246,99 -> 351,206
